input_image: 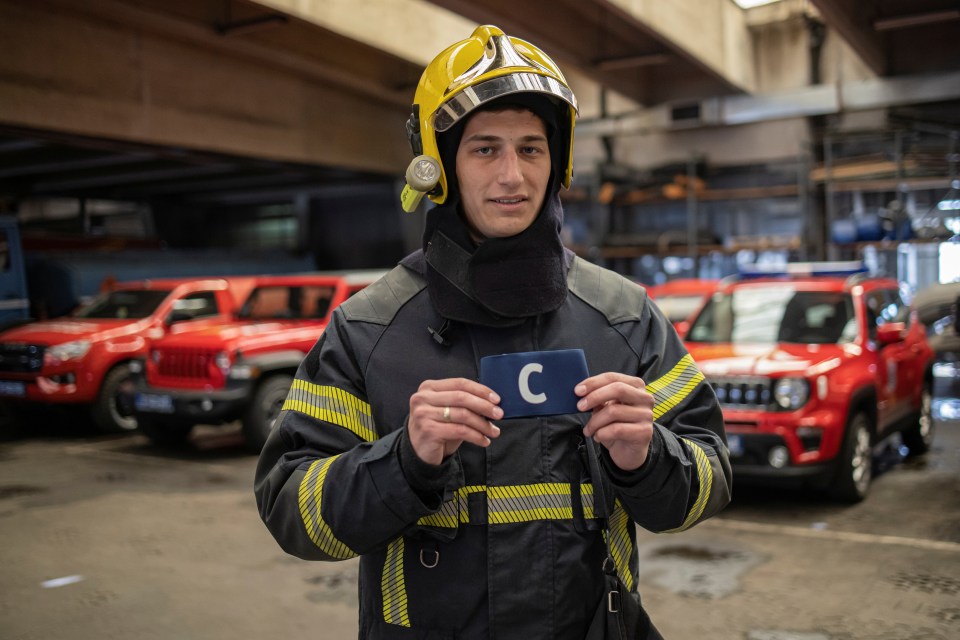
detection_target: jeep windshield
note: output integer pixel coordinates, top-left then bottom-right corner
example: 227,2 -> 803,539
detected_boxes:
654,294 -> 709,324
687,286 -> 857,345
238,285 -> 334,320
74,289 -> 172,319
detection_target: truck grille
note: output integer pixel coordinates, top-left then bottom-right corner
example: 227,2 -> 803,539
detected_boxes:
0,343 -> 45,373
154,347 -> 218,381
708,376 -> 773,410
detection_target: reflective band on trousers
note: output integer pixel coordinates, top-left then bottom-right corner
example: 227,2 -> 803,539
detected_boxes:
417,482 -> 596,528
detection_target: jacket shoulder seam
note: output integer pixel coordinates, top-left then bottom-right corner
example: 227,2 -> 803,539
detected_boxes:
568,256 -> 646,324
339,264 -> 426,325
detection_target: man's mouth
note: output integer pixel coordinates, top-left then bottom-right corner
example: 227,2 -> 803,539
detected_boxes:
491,197 -> 525,204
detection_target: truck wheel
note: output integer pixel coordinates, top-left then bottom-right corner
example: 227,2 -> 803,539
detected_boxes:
901,382 -> 934,456
829,412 -> 872,503
91,364 -> 137,433
138,417 -> 194,448
242,374 -> 293,453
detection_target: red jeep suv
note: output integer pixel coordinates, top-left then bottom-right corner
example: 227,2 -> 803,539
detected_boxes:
130,272 -> 383,452
684,263 -> 934,502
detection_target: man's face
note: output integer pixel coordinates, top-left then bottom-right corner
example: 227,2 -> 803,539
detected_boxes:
455,108 -> 551,240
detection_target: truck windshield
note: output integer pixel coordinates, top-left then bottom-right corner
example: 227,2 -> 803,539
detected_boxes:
687,286 -> 857,345
238,285 -> 334,320
75,289 -> 171,319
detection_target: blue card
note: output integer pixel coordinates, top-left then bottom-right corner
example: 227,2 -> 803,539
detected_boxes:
479,349 -> 589,418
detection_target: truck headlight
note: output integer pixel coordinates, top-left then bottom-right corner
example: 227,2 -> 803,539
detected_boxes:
214,351 -> 231,374
773,377 -> 809,410
44,340 -> 92,365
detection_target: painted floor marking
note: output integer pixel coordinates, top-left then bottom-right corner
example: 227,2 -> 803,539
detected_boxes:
709,517 -> 960,553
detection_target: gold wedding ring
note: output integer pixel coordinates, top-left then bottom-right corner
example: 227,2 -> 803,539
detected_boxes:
442,406 -> 451,422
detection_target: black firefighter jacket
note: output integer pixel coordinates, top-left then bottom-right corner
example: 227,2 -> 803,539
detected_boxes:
255,254 -> 732,639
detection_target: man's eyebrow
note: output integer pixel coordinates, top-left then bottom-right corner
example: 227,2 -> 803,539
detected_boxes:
462,133 -> 548,144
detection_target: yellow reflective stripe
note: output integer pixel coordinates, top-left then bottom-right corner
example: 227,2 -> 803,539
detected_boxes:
664,438 -> 714,533
647,354 -> 704,420
581,483 -> 595,520
283,379 -> 377,442
297,456 -> 358,559
381,537 -> 410,627
488,483 -> 573,524
416,485 -> 484,527
605,502 -> 635,591
416,483 -> 599,527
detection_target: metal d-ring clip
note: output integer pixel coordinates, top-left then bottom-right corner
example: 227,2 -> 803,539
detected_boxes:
608,588 -> 621,613
419,547 -> 439,568
602,555 -> 616,575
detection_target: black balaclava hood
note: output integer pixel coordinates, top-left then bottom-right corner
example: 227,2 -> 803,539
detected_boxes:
422,94 -> 573,327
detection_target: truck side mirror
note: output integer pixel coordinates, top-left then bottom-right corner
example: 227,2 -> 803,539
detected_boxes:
876,322 -> 906,345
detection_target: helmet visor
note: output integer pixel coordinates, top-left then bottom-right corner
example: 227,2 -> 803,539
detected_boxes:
433,72 -> 577,133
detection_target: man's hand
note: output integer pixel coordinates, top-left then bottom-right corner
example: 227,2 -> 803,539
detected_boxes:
408,378 -> 503,466
576,372 -> 655,471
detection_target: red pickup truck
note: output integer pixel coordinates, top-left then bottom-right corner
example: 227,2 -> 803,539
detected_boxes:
0,277 -> 251,435
129,272 -> 384,452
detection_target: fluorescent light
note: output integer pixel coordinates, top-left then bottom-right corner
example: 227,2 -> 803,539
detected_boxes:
734,0 -> 782,8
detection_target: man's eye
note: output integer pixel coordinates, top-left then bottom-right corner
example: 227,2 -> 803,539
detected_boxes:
522,146 -> 543,155
474,146 -> 493,155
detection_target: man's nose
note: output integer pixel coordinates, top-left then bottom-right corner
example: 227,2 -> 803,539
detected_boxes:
496,149 -> 523,186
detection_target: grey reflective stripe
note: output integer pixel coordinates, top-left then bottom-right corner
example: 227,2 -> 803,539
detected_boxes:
606,503 -> 635,591
417,483 -> 599,527
297,456 -> 358,560
648,354 -> 705,421
487,483 -> 574,524
284,380 -> 377,442
381,537 -> 410,627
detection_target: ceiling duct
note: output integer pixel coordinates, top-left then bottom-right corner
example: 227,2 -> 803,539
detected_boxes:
579,70 -> 960,137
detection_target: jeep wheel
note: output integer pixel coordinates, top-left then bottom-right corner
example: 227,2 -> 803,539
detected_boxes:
138,417 -> 194,448
901,382 -> 934,457
829,412 -> 872,503
91,364 -> 138,433
242,374 -> 292,453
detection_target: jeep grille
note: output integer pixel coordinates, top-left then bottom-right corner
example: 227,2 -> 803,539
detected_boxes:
0,343 -> 45,373
708,376 -> 773,410
154,347 -> 219,381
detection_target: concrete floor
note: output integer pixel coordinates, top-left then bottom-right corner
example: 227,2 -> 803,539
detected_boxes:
1,419 -> 958,640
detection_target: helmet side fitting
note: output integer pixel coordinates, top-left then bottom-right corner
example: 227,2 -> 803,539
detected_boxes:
400,25 -> 579,213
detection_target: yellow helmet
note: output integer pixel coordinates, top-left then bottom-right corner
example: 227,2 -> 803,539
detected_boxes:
400,25 -> 579,212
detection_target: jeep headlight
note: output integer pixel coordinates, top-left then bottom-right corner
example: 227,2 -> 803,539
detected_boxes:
214,351 -> 231,374
773,377 -> 809,410
44,340 -> 92,365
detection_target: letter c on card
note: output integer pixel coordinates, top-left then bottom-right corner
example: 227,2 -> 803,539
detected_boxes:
518,363 -> 547,404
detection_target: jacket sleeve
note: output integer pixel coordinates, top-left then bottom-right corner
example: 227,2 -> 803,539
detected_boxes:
602,295 -> 732,534
254,309 -> 452,561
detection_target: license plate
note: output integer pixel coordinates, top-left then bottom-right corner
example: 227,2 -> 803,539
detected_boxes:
727,434 -> 744,457
135,393 -> 174,414
0,380 -> 26,397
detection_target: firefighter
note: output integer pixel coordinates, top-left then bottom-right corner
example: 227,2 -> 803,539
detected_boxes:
255,25 -> 731,639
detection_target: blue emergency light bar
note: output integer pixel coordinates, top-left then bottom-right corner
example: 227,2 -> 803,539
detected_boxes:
737,261 -> 868,279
